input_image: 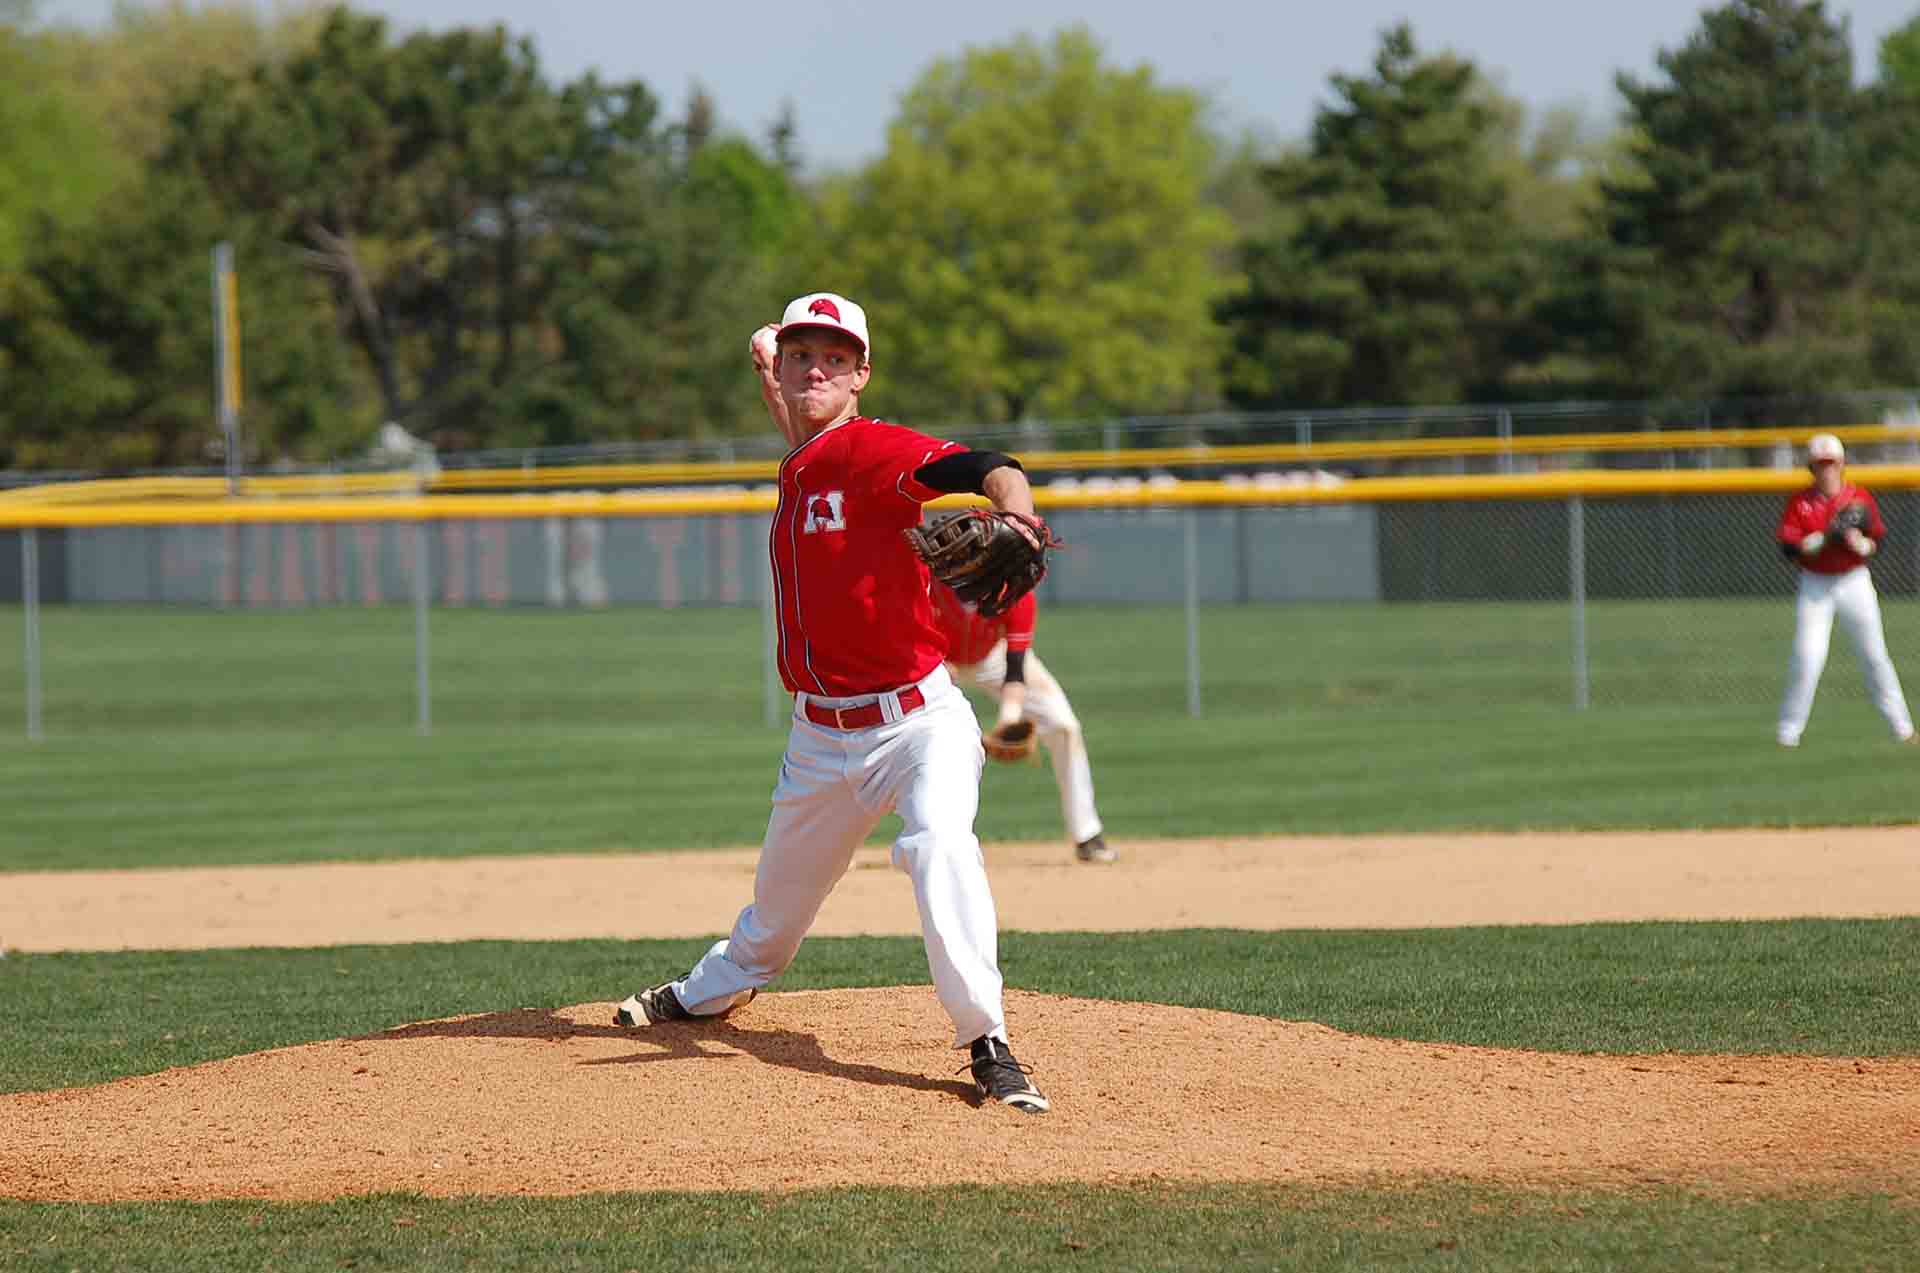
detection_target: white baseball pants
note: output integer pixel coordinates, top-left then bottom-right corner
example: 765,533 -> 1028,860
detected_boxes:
672,663 -> 1010,1048
1777,565 -> 1915,746
950,644 -> 1104,847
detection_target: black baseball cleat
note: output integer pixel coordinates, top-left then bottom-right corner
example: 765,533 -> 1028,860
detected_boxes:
965,1036 -> 1051,1114
614,982 -> 692,1027
614,984 -> 756,1026
1074,834 -> 1117,864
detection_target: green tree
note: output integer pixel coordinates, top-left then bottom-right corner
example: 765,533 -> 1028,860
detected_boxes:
1589,0 -> 1874,398
1219,23 -> 1529,409
0,172 -> 356,470
802,27 -> 1234,427
0,20 -> 126,274
1475,86 -> 1620,242
38,1 -> 328,165
1880,12 -> 1920,92
1859,14 -> 1920,385
167,7 -> 800,450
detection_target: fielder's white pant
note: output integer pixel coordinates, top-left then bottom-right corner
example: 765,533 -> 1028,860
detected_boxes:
950,644 -> 1103,847
672,663 -> 1010,1048
1776,566 -> 1915,746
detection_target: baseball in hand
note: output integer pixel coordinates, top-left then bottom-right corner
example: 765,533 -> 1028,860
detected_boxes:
1801,531 -> 1826,556
749,323 -> 779,374
1846,529 -> 1874,556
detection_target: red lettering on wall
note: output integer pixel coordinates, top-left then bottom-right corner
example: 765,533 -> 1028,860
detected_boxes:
647,519 -> 686,609
357,524 -> 383,605
248,527 -> 274,605
442,522 -> 469,605
280,525 -> 307,605
477,521 -> 509,605
317,525 -> 339,603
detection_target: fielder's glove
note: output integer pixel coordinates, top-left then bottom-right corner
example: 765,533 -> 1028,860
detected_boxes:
1826,502 -> 1869,537
904,510 -> 1060,618
982,719 -> 1037,763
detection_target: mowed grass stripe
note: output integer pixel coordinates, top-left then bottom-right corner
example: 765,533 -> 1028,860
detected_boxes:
1,1183 -> 1914,1273
4,922 -> 1915,1095
2,602 -> 1917,871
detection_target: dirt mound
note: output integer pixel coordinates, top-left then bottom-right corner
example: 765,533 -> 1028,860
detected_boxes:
6,988 -> 1916,1202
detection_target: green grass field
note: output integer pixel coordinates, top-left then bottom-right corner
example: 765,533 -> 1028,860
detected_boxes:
3,600 -> 1917,1269
1,601 -> 1917,870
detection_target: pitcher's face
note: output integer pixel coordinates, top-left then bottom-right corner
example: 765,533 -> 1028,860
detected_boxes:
778,330 -> 871,435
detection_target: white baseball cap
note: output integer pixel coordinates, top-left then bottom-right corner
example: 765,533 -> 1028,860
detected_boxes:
1807,433 -> 1845,464
779,292 -> 870,357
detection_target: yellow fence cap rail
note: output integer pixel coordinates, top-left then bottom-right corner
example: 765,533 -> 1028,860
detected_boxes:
9,465 -> 1920,528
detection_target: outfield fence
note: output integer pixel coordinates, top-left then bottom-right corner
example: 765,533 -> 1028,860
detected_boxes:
6,468 -> 1920,740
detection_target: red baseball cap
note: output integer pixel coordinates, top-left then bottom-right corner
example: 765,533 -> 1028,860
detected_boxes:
779,292 -> 870,357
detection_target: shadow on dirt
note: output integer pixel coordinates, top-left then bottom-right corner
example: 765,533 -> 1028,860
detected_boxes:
365,1007 -> 979,1102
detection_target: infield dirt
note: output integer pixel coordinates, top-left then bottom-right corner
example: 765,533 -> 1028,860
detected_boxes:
4,829 -> 1918,1202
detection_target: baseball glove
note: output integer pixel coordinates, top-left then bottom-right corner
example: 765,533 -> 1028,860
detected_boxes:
904,510 -> 1060,618
982,719 -> 1037,763
1827,502 -> 1869,536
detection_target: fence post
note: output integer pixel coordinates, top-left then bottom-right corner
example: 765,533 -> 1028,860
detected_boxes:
1184,506 -> 1202,717
1497,408 -> 1513,474
23,528 -> 42,742
413,520 -> 431,736
1570,495 -> 1589,710
1661,451 -> 1679,596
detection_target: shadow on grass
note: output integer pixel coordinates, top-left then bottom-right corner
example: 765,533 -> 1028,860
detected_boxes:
364,1007 -> 980,1103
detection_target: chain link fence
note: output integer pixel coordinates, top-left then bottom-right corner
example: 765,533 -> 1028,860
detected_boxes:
6,487 -> 1920,736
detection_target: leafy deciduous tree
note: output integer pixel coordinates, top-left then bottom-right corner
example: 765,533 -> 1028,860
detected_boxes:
802,27 -> 1234,427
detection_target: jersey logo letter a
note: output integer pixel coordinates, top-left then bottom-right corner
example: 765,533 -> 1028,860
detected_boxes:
802,490 -> 847,534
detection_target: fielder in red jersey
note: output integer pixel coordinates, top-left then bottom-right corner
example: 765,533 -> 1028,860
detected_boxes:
613,292 -> 1053,1114
933,583 -> 1036,667
1773,433 -> 1914,746
929,583 -> 1113,862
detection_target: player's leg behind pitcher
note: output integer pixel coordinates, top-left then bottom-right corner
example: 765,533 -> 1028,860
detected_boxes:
953,643 -> 1108,859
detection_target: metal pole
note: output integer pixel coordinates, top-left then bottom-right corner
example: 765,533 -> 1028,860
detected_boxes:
1497,408 -> 1514,474
762,517 -> 780,728
413,520 -> 431,736
1184,507 -> 1202,718
23,529 -> 42,742
212,242 -> 242,495
1569,495 -> 1589,711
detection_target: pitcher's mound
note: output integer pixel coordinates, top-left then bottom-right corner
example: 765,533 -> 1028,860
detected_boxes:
6,988 -> 1916,1201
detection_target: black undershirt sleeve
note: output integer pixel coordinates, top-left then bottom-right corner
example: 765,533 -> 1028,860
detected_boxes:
1002,648 -> 1027,684
913,450 -> 1023,495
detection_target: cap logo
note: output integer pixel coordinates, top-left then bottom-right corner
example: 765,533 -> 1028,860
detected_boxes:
808,298 -> 842,322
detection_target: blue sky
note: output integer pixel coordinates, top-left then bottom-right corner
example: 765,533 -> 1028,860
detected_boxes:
40,1 -> 1920,172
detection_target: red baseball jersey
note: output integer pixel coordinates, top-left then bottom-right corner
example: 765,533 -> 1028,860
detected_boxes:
930,583 -> 1036,666
1777,482 -> 1885,575
770,416 -> 964,695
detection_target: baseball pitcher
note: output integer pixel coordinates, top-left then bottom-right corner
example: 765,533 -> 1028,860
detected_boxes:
1774,433 -> 1916,747
611,293 -> 1057,1115
930,580 -> 1114,863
